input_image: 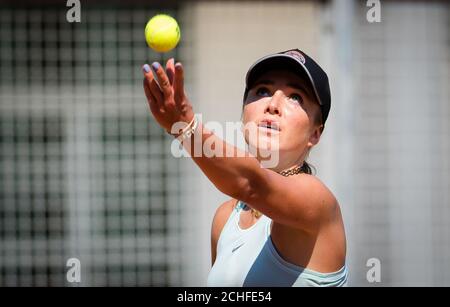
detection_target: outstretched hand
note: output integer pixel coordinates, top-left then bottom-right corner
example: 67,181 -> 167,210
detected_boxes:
142,59 -> 194,135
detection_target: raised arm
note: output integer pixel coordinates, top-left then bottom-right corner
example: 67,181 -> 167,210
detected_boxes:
142,60 -> 336,234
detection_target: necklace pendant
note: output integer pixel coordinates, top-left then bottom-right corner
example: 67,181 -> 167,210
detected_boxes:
251,208 -> 262,218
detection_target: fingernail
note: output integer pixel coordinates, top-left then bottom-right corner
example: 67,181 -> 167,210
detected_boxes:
152,62 -> 160,70
142,64 -> 150,73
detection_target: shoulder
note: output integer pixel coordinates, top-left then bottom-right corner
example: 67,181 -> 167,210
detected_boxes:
296,174 -> 336,199
289,174 -> 339,224
270,174 -> 341,236
300,174 -> 339,217
211,198 -> 237,239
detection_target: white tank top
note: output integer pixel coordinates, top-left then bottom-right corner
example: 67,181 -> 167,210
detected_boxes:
207,201 -> 348,287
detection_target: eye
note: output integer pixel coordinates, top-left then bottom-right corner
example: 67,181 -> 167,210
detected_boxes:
255,87 -> 271,97
289,93 -> 304,104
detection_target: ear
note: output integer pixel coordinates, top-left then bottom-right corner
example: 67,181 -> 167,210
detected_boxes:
307,124 -> 323,148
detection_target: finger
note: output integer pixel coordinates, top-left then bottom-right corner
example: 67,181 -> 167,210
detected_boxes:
143,77 -> 156,104
143,64 -> 163,108
152,62 -> 173,100
149,77 -> 164,106
165,58 -> 175,86
173,62 -> 185,103
143,78 -> 161,115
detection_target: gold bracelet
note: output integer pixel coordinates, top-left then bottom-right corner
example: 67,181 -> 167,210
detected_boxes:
176,116 -> 198,141
167,116 -> 195,137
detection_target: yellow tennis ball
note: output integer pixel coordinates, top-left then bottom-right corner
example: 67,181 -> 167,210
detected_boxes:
144,14 -> 180,53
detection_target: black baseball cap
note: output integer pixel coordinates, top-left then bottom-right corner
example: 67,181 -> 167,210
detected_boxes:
244,49 -> 331,125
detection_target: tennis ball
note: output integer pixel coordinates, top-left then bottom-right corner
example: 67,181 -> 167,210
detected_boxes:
144,14 -> 180,53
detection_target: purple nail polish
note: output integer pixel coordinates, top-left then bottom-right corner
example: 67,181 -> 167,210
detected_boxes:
143,64 -> 150,73
152,62 -> 160,70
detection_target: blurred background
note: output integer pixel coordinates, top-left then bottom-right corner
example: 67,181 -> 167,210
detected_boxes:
0,0 -> 449,286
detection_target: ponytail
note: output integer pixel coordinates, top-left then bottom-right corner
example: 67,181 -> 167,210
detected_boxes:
301,161 -> 315,175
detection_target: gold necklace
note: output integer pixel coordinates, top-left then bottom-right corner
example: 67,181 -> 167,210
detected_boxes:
249,164 -> 303,218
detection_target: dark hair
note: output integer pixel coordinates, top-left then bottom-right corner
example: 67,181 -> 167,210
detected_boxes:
301,161 -> 315,175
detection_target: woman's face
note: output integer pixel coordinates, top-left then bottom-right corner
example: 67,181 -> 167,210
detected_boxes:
242,70 -> 323,169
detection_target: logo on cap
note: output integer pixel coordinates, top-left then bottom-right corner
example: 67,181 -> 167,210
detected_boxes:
285,50 -> 306,65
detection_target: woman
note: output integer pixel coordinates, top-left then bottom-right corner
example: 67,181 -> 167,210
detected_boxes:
142,49 -> 347,287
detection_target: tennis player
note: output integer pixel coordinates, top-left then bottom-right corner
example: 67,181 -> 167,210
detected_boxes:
142,49 -> 348,287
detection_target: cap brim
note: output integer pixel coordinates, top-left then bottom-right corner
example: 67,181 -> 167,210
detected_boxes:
245,54 -> 323,106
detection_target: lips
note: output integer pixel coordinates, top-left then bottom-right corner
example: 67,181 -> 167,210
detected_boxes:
258,119 -> 280,131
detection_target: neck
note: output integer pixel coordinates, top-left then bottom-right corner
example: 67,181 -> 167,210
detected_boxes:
257,153 -> 306,173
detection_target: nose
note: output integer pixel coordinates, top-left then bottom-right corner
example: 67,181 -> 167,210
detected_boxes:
265,90 -> 283,116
